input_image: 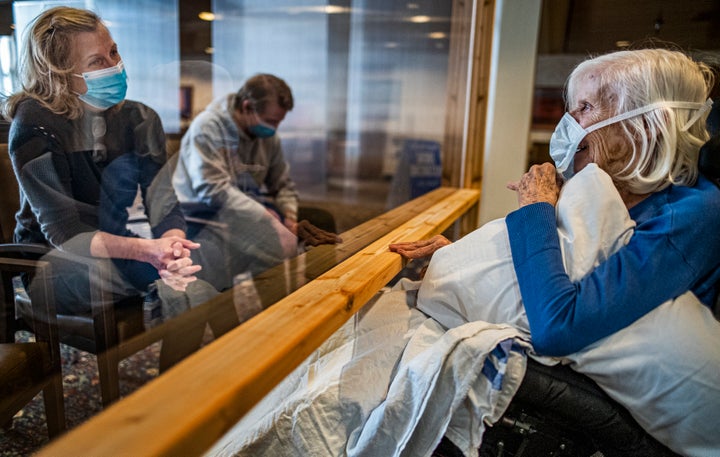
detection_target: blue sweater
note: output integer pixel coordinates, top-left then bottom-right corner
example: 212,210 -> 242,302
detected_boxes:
506,175 -> 720,356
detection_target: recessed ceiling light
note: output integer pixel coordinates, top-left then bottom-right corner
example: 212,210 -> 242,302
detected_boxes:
324,6 -> 351,14
287,6 -> 351,14
409,15 -> 431,23
428,32 -> 446,39
198,11 -> 215,21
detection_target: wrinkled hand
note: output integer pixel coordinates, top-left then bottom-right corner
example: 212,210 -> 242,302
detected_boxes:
388,234 -> 452,259
159,256 -> 202,291
296,220 -> 342,246
507,162 -> 563,208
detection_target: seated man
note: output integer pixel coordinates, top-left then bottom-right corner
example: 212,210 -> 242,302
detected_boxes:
173,74 -> 340,291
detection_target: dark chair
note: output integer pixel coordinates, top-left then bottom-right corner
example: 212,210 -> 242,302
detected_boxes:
1,143 -> 149,407
0,144 -> 20,244
2,244 -> 146,408
0,252 -> 65,437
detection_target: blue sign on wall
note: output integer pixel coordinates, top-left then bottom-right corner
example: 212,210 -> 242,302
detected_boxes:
387,139 -> 442,208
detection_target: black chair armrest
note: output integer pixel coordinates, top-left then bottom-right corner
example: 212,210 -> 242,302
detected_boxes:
0,243 -> 120,348
500,358 -> 679,456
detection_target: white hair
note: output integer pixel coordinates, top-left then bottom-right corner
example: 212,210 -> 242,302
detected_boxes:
567,48 -> 715,194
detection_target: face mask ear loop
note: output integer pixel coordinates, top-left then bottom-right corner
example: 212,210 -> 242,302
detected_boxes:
680,98 -> 714,132
585,100 -> 713,134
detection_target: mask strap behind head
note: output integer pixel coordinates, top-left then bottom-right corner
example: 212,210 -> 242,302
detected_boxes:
680,98 -> 713,132
585,99 -> 714,134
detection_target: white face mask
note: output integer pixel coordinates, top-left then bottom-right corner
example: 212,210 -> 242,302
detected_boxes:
550,99 -> 713,180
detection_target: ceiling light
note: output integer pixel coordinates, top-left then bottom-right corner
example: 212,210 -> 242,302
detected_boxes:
324,6 -> 351,14
287,6 -> 351,14
428,32 -> 447,39
409,15 -> 431,23
198,11 -> 215,21
615,40 -> 631,48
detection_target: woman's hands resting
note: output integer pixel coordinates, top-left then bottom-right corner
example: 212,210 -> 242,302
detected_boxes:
153,231 -> 202,291
389,234 -> 452,259
90,229 -> 202,291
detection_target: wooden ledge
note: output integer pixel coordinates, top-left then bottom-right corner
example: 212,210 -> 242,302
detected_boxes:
38,187 -> 480,457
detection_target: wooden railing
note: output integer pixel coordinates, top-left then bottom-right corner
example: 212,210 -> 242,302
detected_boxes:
37,187 -> 480,457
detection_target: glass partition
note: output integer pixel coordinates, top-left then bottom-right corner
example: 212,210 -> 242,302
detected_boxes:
209,0 -> 453,220
0,1 -> 467,452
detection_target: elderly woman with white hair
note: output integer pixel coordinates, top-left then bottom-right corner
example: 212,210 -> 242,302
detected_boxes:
504,48 -> 719,356
393,47 -> 720,356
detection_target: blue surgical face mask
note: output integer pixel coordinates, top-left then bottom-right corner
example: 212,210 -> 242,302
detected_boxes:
74,61 -> 128,110
248,122 -> 276,138
550,99 -> 713,181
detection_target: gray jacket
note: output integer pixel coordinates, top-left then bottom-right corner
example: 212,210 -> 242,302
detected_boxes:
172,94 -> 298,221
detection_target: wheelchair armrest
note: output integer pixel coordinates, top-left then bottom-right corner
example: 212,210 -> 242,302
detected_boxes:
0,251 -> 59,348
0,243 -> 111,271
505,358 -> 679,456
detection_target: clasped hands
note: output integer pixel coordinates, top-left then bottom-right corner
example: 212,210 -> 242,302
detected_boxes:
152,236 -> 202,292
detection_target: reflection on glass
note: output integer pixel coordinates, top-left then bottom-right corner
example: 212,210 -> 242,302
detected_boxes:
0,2 -> 460,447
212,0 -> 452,218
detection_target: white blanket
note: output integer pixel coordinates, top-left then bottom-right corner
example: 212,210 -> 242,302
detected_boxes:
206,281 -> 529,457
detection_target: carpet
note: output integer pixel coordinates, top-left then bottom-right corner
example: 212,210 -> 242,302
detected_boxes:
0,333 -> 162,456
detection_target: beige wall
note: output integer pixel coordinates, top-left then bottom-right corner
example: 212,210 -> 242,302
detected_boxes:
479,0 -> 542,226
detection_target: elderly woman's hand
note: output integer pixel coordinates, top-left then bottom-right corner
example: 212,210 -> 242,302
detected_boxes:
389,234 -> 452,259
507,162 -> 563,208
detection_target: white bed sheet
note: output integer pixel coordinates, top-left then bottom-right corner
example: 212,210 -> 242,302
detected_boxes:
206,280 -> 529,457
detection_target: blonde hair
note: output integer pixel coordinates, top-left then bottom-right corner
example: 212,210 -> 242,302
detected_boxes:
1,6 -> 103,120
567,48 -> 715,193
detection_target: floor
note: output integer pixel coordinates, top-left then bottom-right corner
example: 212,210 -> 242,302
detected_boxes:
0,335 -> 162,456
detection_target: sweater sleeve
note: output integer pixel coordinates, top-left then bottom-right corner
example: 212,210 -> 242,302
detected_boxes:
130,105 -> 186,237
505,198 -> 713,356
10,120 -> 98,256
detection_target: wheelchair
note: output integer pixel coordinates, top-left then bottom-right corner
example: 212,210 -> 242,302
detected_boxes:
431,357 -> 680,457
